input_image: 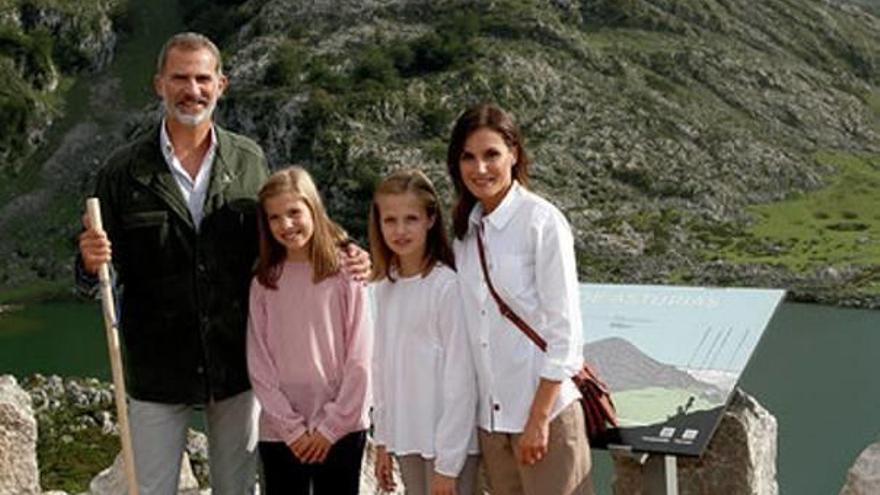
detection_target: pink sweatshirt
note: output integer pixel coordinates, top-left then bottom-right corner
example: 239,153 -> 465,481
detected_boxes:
246,262 -> 372,444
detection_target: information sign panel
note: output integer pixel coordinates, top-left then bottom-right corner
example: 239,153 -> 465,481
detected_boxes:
581,284 -> 785,456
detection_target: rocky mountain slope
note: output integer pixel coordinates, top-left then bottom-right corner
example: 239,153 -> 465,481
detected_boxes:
213,0 -> 880,306
0,0 -> 878,307
0,0 -> 124,173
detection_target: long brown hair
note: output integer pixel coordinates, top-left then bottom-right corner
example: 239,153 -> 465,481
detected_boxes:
446,103 -> 529,239
368,169 -> 455,282
255,166 -> 348,288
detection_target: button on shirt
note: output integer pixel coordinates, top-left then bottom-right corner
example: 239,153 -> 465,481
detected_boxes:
159,120 -> 217,229
454,181 -> 583,433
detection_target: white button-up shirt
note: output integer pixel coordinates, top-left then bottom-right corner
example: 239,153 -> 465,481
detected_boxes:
159,120 -> 217,229
372,265 -> 479,477
454,181 -> 583,433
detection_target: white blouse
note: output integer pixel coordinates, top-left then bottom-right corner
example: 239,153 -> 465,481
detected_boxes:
371,264 -> 479,477
454,181 -> 583,433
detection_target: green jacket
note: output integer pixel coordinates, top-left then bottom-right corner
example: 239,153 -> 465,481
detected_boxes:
91,125 -> 269,404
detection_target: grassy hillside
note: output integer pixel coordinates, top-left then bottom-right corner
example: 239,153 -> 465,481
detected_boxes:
210,0 -> 879,305
0,0 -> 878,307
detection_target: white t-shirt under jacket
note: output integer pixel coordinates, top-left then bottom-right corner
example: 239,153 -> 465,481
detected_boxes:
454,181 -> 584,433
371,264 -> 479,477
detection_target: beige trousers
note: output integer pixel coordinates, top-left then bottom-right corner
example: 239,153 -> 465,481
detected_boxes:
478,402 -> 594,495
395,454 -> 481,495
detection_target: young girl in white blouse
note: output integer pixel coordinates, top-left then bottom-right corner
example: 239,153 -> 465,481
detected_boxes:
369,168 -> 480,495
446,104 -> 592,495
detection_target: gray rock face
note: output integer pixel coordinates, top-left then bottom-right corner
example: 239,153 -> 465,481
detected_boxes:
0,0 -> 122,176
0,375 -> 40,495
612,388 -> 777,495
87,452 -> 200,495
186,430 -> 210,488
16,1 -> 118,72
840,442 -> 880,495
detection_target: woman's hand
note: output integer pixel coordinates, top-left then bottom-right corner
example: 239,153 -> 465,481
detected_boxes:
374,445 -> 396,492
516,414 -> 550,465
516,378 -> 561,465
431,472 -> 457,495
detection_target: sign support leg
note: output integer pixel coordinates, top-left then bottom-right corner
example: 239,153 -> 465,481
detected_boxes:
644,454 -> 678,495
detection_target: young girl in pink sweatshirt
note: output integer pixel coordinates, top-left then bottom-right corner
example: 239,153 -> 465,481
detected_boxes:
247,166 -> 372,494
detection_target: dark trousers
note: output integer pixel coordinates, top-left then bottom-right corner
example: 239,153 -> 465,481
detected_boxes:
258,430 -> 366,495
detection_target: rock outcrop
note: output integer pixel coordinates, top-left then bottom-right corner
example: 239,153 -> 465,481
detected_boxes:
21,375 -> 211,493
612,388 -> 777,494
0,375 -> 40,495
212,0 -> 879,308
9,373 -> 784,494
0,0 -> 123,173
840,442 -> 880,495
87,452 -> 199,495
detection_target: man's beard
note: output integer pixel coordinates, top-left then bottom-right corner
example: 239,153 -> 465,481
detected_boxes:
164,96 -> 217,127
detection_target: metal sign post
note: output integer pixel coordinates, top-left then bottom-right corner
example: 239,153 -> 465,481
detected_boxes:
644,454 -> 678,495
611,446 -> 679,495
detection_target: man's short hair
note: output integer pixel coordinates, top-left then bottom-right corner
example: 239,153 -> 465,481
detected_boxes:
156,32 -> 223,76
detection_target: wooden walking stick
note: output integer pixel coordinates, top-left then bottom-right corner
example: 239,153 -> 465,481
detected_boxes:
86,197 -> 139,495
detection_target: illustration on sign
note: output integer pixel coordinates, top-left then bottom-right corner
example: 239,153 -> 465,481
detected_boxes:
580,284 -> 785,456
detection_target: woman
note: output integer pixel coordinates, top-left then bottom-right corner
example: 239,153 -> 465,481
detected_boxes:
447,103 -> 592,495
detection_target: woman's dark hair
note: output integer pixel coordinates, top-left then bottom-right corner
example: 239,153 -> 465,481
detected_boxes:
446,103 -> 529,239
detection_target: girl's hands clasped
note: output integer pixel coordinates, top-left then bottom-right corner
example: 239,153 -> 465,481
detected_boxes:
289,430 -> 333,464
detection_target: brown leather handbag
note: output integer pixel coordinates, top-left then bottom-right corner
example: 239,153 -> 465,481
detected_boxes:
475,228 -> 619,445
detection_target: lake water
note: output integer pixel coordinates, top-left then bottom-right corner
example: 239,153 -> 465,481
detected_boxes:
1,300 -> 878,494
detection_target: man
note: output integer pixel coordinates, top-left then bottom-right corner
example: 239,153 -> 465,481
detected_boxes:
77,32 -> 366,494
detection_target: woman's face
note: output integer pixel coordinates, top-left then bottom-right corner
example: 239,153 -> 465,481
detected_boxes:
459,127 -> 517,214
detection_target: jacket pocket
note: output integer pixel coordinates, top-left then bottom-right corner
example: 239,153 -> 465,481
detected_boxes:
119,211 -> 170,277
122,211 -> 168,229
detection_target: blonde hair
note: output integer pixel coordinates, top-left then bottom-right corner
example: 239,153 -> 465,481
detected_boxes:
255,166 -> 348,288
368,168 -> 454,282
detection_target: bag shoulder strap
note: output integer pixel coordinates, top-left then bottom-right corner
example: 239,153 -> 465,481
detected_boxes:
475,226 -> 548,353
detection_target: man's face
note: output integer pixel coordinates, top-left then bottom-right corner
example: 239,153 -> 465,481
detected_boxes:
154,47 -> 227,127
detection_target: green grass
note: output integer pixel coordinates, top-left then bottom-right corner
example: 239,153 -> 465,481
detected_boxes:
33,383 -> 120,493
614,386 -> 718,426
38,428 -> 119,494
0,279 -> 71,304
715,152 -> 880,274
